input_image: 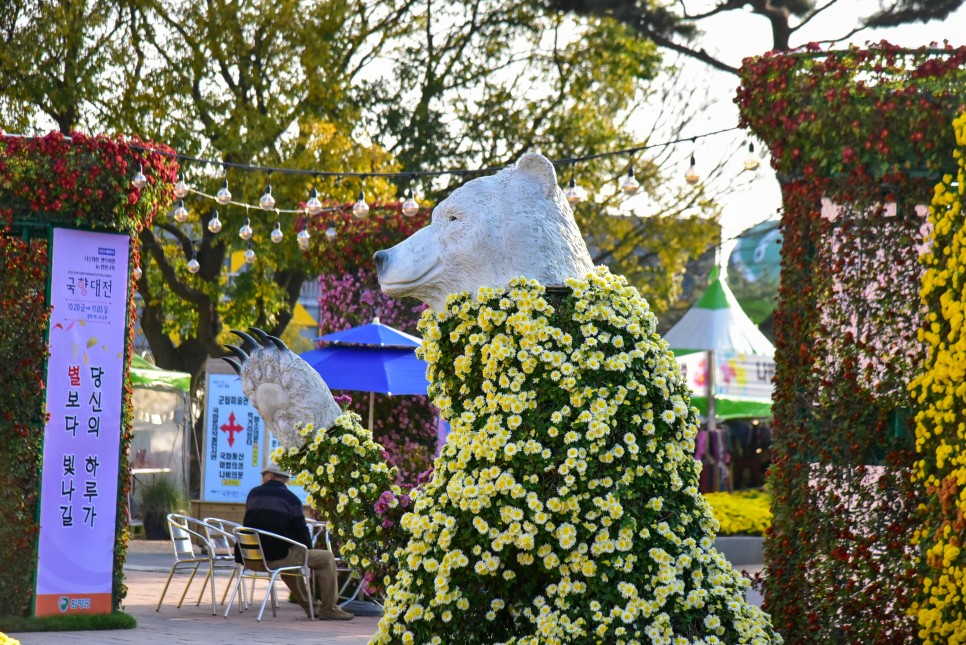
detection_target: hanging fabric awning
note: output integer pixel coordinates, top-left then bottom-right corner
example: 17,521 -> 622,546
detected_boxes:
130,355 -> 191,392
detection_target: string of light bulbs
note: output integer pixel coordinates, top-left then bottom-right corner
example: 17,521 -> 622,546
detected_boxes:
130,124 -> 758,236
8,127 -> 763,276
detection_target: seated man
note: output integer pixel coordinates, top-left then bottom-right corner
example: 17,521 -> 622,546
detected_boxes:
241,464 -> 353,621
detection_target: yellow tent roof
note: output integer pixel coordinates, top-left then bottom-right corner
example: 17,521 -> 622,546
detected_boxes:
292,303 -> 316,327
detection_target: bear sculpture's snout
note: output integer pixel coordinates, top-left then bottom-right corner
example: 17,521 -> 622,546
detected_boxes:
373,249 -> 389,275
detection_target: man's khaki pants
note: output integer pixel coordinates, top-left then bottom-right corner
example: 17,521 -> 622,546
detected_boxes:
267,547 -> 339,611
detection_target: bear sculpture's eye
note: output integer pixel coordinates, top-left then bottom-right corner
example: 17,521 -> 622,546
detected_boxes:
449,215 -> 458,222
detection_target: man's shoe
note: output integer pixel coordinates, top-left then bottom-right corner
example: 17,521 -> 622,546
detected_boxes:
316,606 -> 354,621
301,601 -> 322,619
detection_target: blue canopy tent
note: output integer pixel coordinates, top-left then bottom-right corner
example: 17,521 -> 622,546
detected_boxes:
300,318 -> 430,430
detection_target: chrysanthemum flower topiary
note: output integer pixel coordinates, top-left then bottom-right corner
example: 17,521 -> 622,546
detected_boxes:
370,268 -> 780,644
910,111 -> 966,644
274,411 -> 411,595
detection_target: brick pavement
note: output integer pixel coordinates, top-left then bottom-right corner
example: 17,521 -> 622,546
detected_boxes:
9,541 -> 381,645
8,540 -> 764,644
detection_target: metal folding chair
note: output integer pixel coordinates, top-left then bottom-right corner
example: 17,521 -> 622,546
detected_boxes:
155,514 -> 229,615
200,517 -> 242,606
225,526 -> 315,621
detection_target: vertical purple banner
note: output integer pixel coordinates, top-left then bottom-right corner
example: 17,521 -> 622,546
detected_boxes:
35,228 -> 130,616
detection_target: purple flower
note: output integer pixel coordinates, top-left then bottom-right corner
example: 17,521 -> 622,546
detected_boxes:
334,393 -> 353,408
381,518 -> 395,529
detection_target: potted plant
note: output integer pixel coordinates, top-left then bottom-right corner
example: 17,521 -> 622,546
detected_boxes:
137,476 -> 187,540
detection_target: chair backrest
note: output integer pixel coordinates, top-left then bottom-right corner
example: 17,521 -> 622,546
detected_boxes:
167,513 -> 209,560
205,517 -> 242,531
202,519 -> 236,557
306,519 -> 326,548
234,527 -> 268,572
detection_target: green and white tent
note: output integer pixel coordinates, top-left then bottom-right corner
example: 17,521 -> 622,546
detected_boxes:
664,269 -> 774,421
130,354 -> 191,392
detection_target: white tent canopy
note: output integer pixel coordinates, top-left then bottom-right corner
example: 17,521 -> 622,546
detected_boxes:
664,270 -> 774,423
663,270 -> 774,357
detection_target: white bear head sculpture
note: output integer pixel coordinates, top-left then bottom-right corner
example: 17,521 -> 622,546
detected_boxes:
374,152 -> 594,310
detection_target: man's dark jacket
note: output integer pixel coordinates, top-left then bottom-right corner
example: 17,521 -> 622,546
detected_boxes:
237,479 -> 311,562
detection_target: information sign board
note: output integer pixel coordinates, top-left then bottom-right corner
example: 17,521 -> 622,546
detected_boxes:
202,372 -> 307,504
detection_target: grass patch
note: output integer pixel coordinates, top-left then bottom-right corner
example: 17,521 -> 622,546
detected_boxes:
0,612 -> 136,633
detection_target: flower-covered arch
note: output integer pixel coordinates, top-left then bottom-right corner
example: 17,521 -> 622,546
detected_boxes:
737,43 -> 966,642
0,132 -> 176,616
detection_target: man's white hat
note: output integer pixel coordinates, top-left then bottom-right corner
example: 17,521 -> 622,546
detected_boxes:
261,463 -> 290,478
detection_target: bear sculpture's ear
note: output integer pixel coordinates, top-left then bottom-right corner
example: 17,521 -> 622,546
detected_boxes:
515,152 -> 558,197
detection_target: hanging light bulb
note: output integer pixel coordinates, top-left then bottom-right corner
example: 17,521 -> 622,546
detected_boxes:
565,176 -> 582,206
132,265 -> 142,280
685,155 -> 700,184
207,210 -> 222,233
244,243 -> 256,264
305,186 -> 323,215
132,163 -> 147,189
259,182 -> 276,210
325,226 -> 337,241
743,143 -> 760,172
171,199 -> 189,223
216,178 -> 232,205
620,167 -> 640,196
239,217 -> 253,241
271,221 -> 284,244
188,248 -> 201,273
297,228 -> 311,251
402,188 -> 419,217
173,173 -> 189,198
352,189 -> 370,219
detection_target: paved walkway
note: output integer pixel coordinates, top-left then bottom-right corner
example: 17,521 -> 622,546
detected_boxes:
8,540 -> 764,644
10,540 -> 381,645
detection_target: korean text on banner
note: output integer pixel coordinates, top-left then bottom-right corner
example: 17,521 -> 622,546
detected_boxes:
677,350 -> 774,401
35,228 -> 129,617
203,373 -> 307,504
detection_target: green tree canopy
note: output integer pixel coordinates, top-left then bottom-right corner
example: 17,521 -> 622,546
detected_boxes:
0,0 -> 718,386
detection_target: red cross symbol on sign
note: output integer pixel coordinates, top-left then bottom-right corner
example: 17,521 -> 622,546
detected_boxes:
220,411 -> 244,447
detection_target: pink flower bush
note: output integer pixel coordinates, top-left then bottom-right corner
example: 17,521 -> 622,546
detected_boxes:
317,269 -> 437,482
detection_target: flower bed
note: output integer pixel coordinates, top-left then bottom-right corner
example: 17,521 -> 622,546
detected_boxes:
704,490 -> 772,537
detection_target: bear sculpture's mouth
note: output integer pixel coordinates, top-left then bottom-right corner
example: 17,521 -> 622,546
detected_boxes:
379,261 -> 444,295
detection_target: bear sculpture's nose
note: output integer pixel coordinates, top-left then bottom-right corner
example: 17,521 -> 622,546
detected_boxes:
373,250 -> 388,274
